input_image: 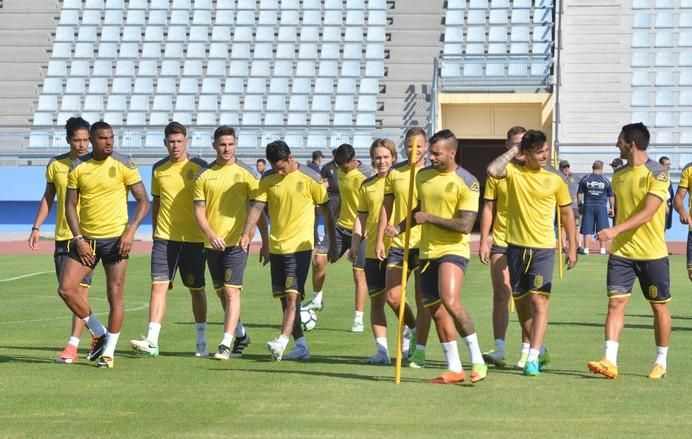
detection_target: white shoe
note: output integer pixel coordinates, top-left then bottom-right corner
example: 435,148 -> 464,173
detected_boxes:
351,320 -> 364,333
266,338 -> 286,361
130,338 -> 159,357
195,342 -> 208,357
283,344 -> 310,360
302,299 -> 324,312
600,248 -> 607,255
516,352 -> 529,369
366,350 -> 391,365
402,326 -> 411,359
583,248 -> 590,255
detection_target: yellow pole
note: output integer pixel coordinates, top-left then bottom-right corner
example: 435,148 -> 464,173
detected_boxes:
394,138 -> 418,384
553,147 -> 564,279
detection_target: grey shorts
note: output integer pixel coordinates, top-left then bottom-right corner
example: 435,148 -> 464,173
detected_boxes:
507,245 -> 555,299
270,250 -> 312,299
151,238 -> 205,289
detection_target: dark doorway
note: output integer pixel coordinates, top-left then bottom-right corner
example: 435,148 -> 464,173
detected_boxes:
457,139 -> 507,230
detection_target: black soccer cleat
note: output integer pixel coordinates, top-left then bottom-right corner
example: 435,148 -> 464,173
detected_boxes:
230,334 -> 250,358
86,334 -> 108,361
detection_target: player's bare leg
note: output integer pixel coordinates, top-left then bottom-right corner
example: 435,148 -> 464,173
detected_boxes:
428,304 -> 465,383
351,268 -> 368,332
366,292 -> 390,364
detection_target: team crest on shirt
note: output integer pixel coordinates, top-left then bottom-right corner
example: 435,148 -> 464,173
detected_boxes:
648,285 -> 658,299
534,275 -> 544,289
445,182 -> 456,193
109,166 -> 116,178
129,160 -> 136,169
285,276 -> 294,289
470,182 -> 480,192
656,172 -> 669,182
296,181 -> 305,193
225,269 -> 233,282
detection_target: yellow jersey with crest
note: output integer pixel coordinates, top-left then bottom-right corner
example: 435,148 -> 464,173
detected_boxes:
357,174 -> 389,259
336,161 -> 373,230
416,166 -> 480,259
255,164 -> 328,254
483,175 -> 509,248
192,160 -> 258,249
680,162 -> 692,230
46,153 -> 79,241
505,162 -> 572,249
384,161 -> 423,249
67,152 -> 142,239
611,160 -> 669,260
152,156 -> 207,243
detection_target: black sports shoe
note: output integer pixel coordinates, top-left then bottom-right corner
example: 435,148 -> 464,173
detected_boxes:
230,334 -> 250,358
86,334 -> 107,361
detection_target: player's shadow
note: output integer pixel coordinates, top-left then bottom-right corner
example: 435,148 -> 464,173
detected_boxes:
173,321 -> 283,331
209,366 -> 436,385
0,353 -> 58,364
550,320 -> 692,332
629,313 -> 692,321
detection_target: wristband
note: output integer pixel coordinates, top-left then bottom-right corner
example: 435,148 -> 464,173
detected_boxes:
73,235 -> 84,242
31,227 -> 39,231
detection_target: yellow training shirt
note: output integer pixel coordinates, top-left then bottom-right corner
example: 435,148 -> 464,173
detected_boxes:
505,162 -> 572,249
46,153 -> 78,241
357,174 -> 389,259
384,161 -> 423,249
192,160 -> 258,249
336,161 -> 373,230
67,152 -> 142,239
152,156 -> 207,243
417,166 -> 480,259
680,162 -> 692,230
483,175 -> 509,248
255,165 -> 328,254
611,160 -> 669,260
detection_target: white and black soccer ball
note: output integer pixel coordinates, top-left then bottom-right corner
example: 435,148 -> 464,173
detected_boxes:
300,308 -> 317,331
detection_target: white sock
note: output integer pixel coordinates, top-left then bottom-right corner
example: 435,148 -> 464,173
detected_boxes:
278,334 -> 290,349
527,348 -> 540,362
221,332 -> 233,348
295,336 -> 308,348
354,310 -> 364,323
68,336 -> 80,348
82,314 -> 106,337
312,291 -> 323,305
195,322 -> 207,344
520,342 -> 530,355
441,340 -> 463,373
604,340 -> 619,365
462,333 -> 484,364
102,332 -> 119,358
415,344 -> 425,352
235,321 -> 246,338
147,322 -> 161,346
494,338 -> 506,354
655,346 -> 668,368
375,337 -> 389,354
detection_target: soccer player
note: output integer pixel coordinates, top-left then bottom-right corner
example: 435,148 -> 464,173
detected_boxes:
351,138 -> 411,363
478,126 -> 531,368
659,156 -> 674,231
129,122 -> 212,358
577,160 -> 615,255
588,123 -> 674,380
240,140 -> 337,361
28,116 -> 92,364
256,158 -> 267,177
375,127 -> 432,367
674,161 -> 692,281
559,160 -> 584,253
192,126 -> 268,360
400,129 -> 486,383
487,129 -> 577,377
304,149 -> 339,312
312,143 -> 372,332
57,121 -> 150,368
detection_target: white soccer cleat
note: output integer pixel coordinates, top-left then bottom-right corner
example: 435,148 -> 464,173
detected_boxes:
365,350 -> 391,365
600,248 -> 607,255
283,344 -> 311,361
351,320 -> 364,333
130,338 -> 159,357
266,338 -> 286,361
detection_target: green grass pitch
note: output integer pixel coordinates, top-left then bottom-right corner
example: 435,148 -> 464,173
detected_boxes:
1,253 -> 691,437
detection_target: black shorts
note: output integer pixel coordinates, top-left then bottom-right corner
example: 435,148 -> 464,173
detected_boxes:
55,240 -> 93,286
206,246 -> 248,290
67,236 -> 127,268
315,226 -> 365,269
687,230 -> 691,271
490,244 -> 507,256
507,245 -> 555,299
607,255 -> 671,303
580,205 -> 610,236
364,258 -> 387,297
386,247 -> 420,273
270,250 -> 312,299
151,238 -> 205,289
419,255 -> 469,307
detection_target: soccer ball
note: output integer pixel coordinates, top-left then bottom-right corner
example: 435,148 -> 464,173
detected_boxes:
300,308 -> 318,331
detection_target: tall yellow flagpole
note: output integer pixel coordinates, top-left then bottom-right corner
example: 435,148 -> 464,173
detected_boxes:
395,137 -> 418,384
553,147 -> 564,279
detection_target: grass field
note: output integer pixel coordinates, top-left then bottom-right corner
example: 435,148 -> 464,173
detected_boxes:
1,252 -> 691,438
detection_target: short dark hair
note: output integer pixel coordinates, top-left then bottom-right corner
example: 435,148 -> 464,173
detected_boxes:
333,143 -> 355,166
658,156 -> 670,164
620,122 -> 650,151
429,129 -> 457,149
266,140 -> 291,164
165,121 -> 187,138
256,158 -> 266,165
213,125 -> 236,143
89,120 -> 112,137
506,126 -> 527,140
404,127 -> 427,145
65,117 -> 90,139
520,130 -> 547,152
312,150 -> 323,161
